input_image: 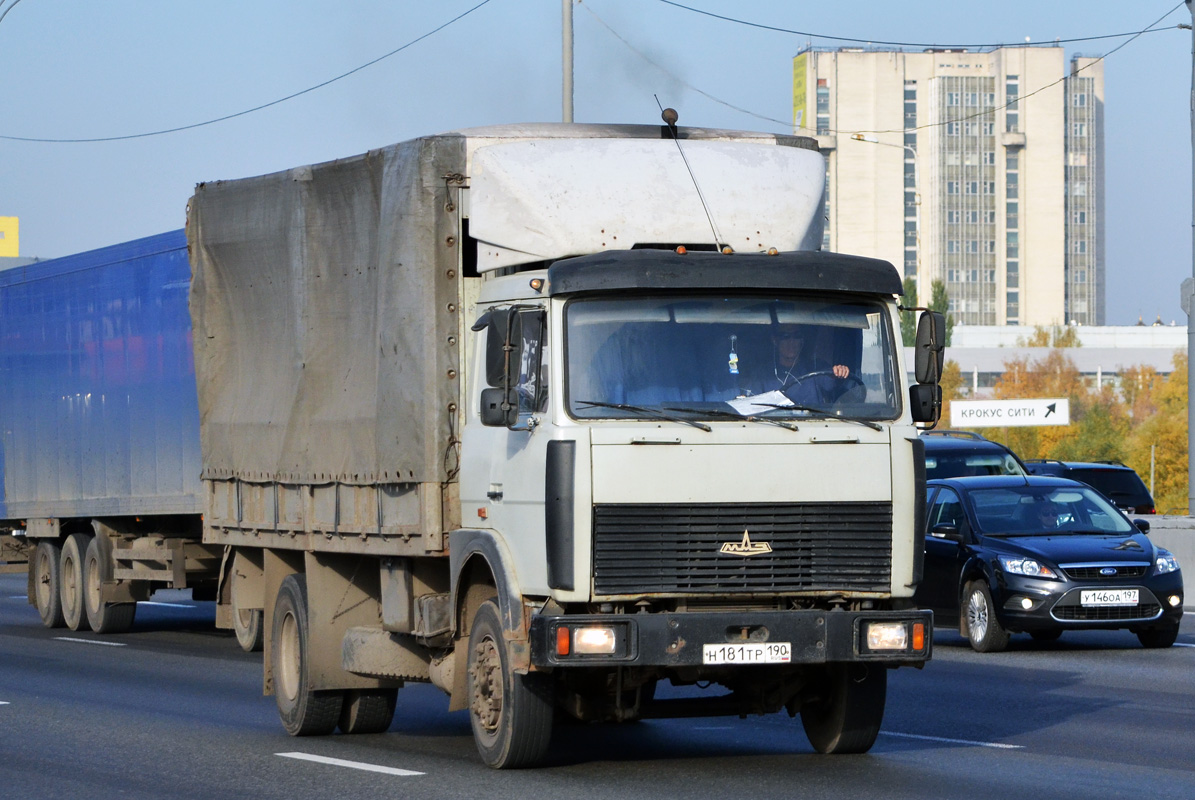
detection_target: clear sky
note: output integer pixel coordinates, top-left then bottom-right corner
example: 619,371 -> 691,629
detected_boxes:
0,0 -> 1190,325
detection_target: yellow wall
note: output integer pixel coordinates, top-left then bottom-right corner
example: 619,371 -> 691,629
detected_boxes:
0,217 -> 17,258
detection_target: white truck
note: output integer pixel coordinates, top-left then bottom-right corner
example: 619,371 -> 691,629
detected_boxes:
188,122 -> 944,768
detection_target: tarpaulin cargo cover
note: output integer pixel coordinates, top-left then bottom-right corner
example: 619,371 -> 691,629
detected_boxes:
188,135 -> 465,486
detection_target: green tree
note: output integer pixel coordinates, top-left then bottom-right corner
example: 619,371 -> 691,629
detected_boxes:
899,277 -> 917,346
928,279 -> 953,347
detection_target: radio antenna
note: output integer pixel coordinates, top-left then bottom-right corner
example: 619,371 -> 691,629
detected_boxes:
655,97 -> 726,252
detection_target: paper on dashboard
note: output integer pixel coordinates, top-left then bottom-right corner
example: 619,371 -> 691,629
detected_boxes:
727,390 -> 793,416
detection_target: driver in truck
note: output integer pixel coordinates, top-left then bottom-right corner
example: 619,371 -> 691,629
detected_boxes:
749,323 -> 853,405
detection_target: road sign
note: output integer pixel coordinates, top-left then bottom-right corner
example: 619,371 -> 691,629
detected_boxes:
950,398 -> 1070,428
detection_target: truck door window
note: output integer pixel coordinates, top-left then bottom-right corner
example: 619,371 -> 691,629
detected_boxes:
515,309 -> 547,414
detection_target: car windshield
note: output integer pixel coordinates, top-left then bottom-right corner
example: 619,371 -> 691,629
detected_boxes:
925,451 -> 1025,479
1064,468 -> 1150,502
564,294 -> 900,421
967,485 -> 1134,536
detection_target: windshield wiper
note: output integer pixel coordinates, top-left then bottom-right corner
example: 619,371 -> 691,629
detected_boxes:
663,405 -> 800,431
749,403 -> 883,431
575,400 -> 711,432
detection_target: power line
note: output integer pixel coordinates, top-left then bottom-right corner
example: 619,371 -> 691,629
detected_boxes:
0,0 -> 27,29
581,2 -> 790,129
655,0 -> 1185,50
0,0 -> 493,144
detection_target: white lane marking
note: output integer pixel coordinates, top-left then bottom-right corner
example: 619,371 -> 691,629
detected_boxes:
1174,643 -> 1195,648
0,701 -> 9,705
9,595 -> 27,600
276,752 -> 423,776
880,731 -> 1023,750
53,637 -> 126,647
139,601 -> 195,609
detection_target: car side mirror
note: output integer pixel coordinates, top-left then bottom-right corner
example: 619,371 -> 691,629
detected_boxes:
1133,518 -> 1151,534
931,523 -> 965,542
480,386 -> 518,428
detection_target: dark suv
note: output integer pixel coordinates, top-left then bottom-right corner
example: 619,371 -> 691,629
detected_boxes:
921,430 -> 1027,480
1024,460 -> 1155,514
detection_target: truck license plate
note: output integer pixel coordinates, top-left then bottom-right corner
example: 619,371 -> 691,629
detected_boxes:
1080,589 -> 1138,606
702,642 -> 791,665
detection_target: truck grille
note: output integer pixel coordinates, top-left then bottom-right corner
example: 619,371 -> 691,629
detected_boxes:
592,502 -> 892,595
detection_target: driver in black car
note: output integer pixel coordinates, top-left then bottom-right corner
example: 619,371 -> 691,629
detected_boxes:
757,323 -> 853,405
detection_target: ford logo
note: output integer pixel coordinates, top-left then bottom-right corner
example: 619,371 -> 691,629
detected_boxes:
1100,567 -> 1118,576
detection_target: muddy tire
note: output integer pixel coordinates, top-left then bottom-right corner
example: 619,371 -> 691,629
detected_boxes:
59,534 -> 93,632
33,541 -> 65,629
83,537 -> 136,634
467,600 -> 553,768
272,574 -> 343,736
801,664 -> 887,754
231,565 -> 263,652
338,688 -> 399,734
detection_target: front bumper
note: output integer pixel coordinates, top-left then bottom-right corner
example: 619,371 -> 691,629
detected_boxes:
994,571 -> 1184,631
529,608 -> 932,668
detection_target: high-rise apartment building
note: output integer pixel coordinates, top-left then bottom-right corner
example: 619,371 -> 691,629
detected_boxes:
793,47 -> 1103,326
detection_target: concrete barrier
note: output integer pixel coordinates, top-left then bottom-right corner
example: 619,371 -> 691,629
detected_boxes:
1142,516 -> 1194,611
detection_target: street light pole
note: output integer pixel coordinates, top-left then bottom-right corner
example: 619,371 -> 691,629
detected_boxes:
1187,1 -> 1194,514
562,0 -> 574,123
851,133 -> 921,305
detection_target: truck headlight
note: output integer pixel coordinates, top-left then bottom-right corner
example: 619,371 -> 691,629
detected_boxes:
555,624 -> 621,657
866,621 -> 909,650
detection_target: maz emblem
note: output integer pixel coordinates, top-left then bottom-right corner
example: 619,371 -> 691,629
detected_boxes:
720,530 -> 773,556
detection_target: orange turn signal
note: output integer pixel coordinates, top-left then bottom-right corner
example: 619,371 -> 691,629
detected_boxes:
912,622 -> 925,651
555,626 -> 571,656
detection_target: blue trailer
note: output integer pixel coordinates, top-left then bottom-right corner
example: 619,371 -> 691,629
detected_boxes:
0,230 -> 223,635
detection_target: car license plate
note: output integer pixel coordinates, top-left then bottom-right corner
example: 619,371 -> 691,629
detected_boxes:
1080,589 -> 1139,606
702,642 -> 791,665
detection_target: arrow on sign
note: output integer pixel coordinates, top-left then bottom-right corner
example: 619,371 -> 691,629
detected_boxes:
1044,403 -> 1056,418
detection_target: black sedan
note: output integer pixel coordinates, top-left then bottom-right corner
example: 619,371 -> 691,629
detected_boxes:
914,475 -> 1184,652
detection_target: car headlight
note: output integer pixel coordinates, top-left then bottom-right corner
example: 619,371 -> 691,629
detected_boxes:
1155,550 -> 1181,575
998,556 -> 1058,579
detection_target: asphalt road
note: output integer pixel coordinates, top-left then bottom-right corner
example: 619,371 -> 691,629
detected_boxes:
1,572 -> 1193,800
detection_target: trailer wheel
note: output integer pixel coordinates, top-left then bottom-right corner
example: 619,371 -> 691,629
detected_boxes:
338,689 -> 398,734
231,567 -> 263,652
272,574 -> 343,736
467,599 -> 553,768
83,537 -> 136,634
801,663 -> 887,754
59,534 -> 93,632
33,541 -> 65,629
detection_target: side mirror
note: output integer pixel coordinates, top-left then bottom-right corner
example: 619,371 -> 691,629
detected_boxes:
915,310 -> 946,384
931,523 -> 965,542
483,309 -> 522,388
1133,518 -> 1151,534
480,387 -> 519,428
909,383 -> 942,424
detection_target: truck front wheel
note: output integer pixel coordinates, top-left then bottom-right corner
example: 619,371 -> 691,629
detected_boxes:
33,541 -> 65,628
467,599 -> 553,768
801,663 -> 887,754
272,574 -> 343,736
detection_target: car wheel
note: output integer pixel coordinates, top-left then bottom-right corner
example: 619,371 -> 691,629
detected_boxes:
963,581 -> 1009,653
1029,629 -> 1062,642
1137,622 -> 1180,649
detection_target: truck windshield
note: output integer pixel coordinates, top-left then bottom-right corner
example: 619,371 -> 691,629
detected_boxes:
564,294 -> 900,421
